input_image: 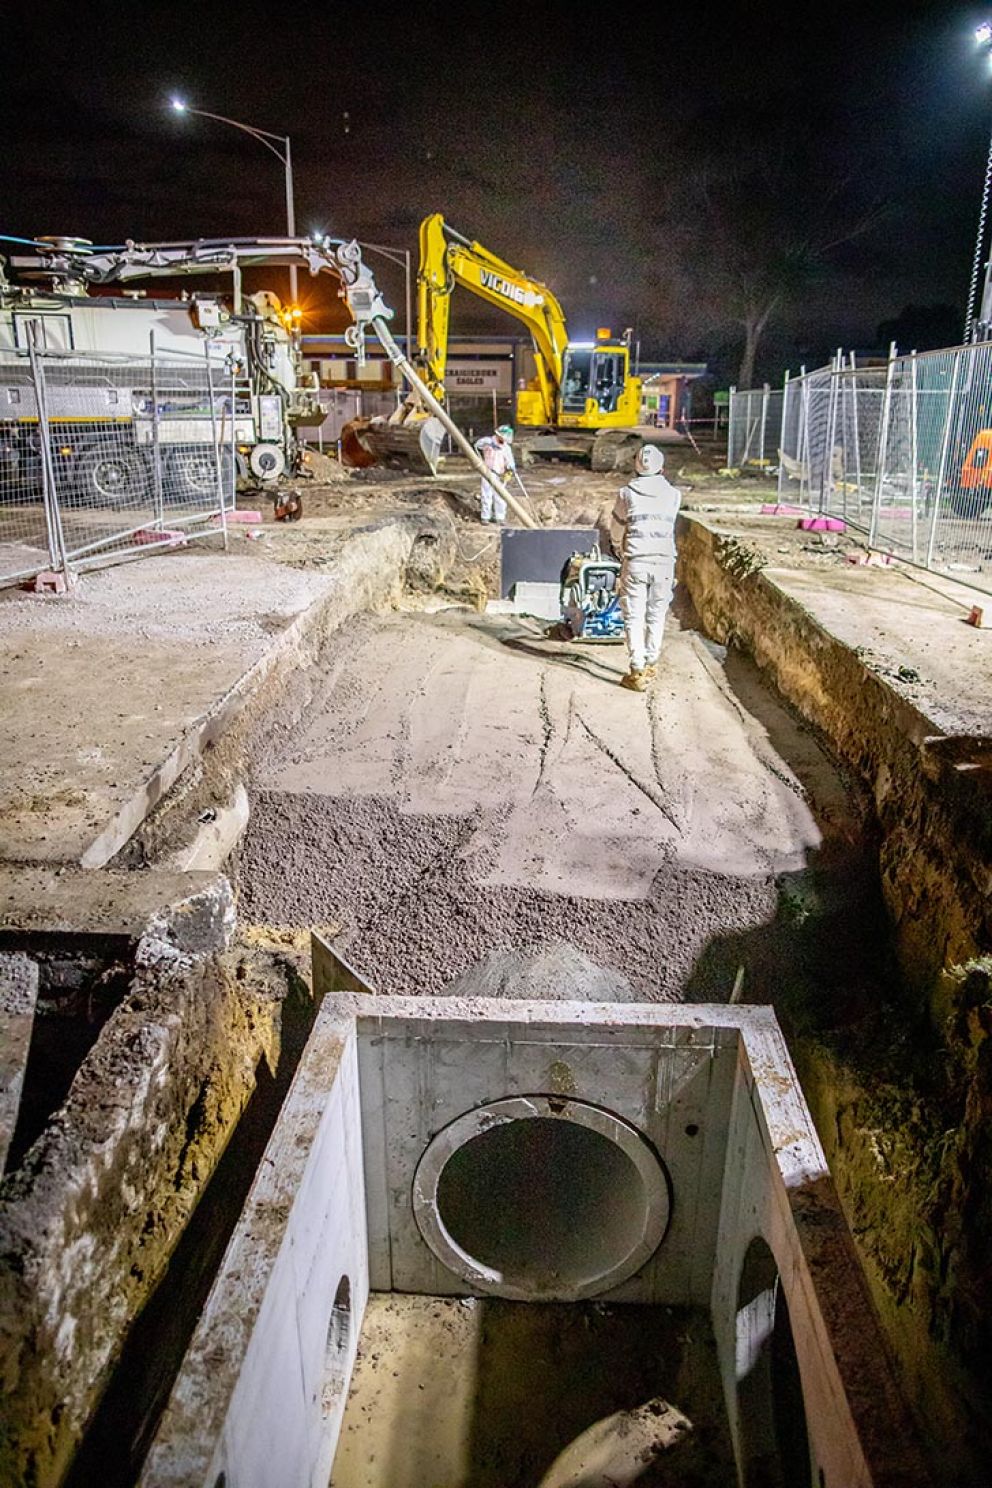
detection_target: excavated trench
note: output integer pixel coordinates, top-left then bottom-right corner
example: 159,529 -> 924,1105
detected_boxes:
3,517 -> 965,1487
235,605 -> 880,1013
221,604 -> 894,1485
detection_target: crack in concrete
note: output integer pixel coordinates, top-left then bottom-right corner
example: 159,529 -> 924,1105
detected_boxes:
534,671 -> 556,797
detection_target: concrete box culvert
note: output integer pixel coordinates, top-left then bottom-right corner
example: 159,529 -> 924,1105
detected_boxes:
142,956 -> 930,1488
412,1096 -> 672,1301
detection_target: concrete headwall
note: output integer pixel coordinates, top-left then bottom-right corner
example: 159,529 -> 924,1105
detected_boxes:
712,1010 -> 921,1488
149,970 -> 922,1488
141,1009 -> 369,1488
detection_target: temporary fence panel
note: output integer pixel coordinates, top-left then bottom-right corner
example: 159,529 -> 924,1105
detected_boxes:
825,363 -> 888,525
776,372 -> 806,502
797,363 -> 836,511
0,337 -> 232,588
0,350 -> 62,584
733,343 -> 992,592
728,386 -> 779,468
872,342 -> 992,591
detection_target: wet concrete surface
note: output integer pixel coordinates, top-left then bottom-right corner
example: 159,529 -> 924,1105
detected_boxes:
239,607 -> 868,1001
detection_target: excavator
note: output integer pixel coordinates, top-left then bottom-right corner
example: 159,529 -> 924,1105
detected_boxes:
343,214 -> 647,474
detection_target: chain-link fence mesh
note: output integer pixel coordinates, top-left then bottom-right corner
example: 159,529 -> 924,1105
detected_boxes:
728,386 -> 782,468
1,336 -> 232,588
776,373 -> 806,502
733,344 -> 992,593
826,364 -> 887,525
871,343 -> 992,586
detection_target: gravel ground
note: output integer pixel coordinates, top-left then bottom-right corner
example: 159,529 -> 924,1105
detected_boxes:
238,789 -> 783,999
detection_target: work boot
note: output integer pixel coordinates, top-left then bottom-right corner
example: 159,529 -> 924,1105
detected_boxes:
642,661 -> 658,682
620,668 -> 647,692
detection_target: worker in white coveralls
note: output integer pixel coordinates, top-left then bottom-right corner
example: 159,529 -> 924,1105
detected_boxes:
609,444 -> 681,692
475,424 -> 516,523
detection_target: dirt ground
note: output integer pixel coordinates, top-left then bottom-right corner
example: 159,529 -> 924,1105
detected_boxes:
331,1294 -> 733,1488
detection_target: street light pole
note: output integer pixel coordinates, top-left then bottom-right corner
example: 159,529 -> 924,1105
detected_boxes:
170,99 -> 298,302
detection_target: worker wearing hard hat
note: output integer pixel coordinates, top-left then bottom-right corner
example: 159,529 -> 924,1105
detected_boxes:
609,444 -> 681,691
475,425 -> 516,523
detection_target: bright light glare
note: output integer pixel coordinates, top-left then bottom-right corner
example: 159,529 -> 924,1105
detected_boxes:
170,98 -> 187,112
977,21 -> 992,44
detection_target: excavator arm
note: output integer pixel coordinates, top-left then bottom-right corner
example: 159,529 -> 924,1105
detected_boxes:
417,214 -> 569,424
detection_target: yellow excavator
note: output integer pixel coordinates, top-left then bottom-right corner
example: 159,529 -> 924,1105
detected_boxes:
343,214 -> 646,473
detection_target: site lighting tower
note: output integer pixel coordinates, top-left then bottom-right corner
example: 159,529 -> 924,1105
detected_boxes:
964,27 -> 992,339
169,98 -> 298,302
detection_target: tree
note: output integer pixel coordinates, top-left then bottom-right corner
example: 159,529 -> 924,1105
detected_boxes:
669,109 -> 886,388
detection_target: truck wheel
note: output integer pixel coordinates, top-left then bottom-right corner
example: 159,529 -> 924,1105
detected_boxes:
164,445 -> 233,506
73,446 -> 150,509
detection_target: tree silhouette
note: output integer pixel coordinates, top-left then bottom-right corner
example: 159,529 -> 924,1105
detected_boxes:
671,108 -> 886,387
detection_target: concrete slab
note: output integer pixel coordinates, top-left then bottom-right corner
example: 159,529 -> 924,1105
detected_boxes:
0,953 -> 39,1173
256,610 -> 842,893
509,580 -> 562,619
0,515 -> 434,870
767,562 -> 992,738
0,554 -> 339,867
0,865 -> 231,945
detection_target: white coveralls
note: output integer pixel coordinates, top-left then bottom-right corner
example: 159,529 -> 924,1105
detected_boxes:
475,435 -> 516,522
610,471 -> 681,671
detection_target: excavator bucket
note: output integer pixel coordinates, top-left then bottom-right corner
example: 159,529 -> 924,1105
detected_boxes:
339,414 -> 446,476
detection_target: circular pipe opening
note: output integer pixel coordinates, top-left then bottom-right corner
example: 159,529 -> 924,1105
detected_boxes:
413,1096 -> 670,1301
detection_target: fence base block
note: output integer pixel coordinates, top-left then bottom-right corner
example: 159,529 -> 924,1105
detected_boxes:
210,510 -> 262,525
133,530 -> 188,547
799,517 -> 846,533
27,571 -> 75,596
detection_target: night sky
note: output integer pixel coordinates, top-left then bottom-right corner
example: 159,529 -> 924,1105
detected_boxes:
3,0 -> 992,379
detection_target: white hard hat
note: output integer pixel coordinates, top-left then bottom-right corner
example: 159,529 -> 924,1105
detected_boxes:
635,444 -> 665,475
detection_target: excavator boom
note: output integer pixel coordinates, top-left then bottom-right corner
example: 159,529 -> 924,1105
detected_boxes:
417,214 -> 568,424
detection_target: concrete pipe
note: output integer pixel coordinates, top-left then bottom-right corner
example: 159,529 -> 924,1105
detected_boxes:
412,1095 -> 671,1302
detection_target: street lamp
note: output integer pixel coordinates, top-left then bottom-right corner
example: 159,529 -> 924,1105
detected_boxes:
169,97 -> 298,302
360,240 -> 414,365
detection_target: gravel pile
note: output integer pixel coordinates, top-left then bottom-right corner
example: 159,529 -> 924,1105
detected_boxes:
237,790 -> 782,1001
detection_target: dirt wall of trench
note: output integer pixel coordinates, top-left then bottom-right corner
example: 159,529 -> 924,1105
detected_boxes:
0,901 -> 315,1488
677,515 -> 992,1480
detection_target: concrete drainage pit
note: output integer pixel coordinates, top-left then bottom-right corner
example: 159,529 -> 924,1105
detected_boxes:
142,988 -> 926,1488
412,1096 -> 671,1301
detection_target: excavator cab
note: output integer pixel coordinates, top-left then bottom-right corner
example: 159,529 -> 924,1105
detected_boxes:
559,339 -> 637,426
